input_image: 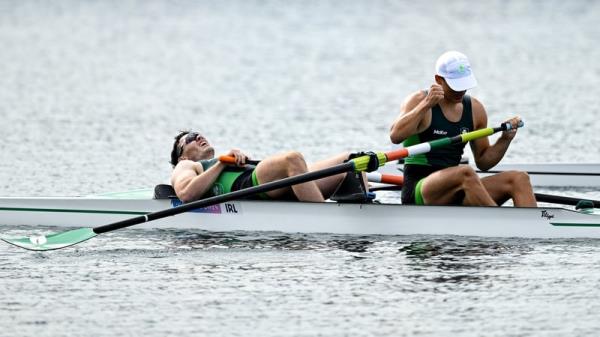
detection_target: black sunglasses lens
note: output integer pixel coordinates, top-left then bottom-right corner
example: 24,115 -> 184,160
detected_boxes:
185,132 -> 199,144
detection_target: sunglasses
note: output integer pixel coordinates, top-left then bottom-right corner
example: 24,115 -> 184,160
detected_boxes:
176,132 -> 201,159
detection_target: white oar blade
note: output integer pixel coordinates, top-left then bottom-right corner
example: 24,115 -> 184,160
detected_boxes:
1,228 -> 97,251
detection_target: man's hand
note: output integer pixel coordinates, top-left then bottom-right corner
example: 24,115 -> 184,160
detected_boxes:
500,116 -> 522,142
423,84 -> 444,108
226,149 -> 248,166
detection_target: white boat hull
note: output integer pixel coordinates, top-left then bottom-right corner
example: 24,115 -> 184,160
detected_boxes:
1,196 -> 600,238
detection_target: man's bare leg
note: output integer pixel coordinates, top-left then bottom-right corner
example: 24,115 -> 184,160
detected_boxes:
254,151 -> 324,202
481,171 -> 537,207
420,165 -> 497,206
307,152 -> 355,199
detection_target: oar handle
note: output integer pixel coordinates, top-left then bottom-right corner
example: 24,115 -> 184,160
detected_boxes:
503,120 -> 525,131
218,155 -> 260,166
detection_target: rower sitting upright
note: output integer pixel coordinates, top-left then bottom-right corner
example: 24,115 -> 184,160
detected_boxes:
169,131 -> 369,203
389,51 -> 537,207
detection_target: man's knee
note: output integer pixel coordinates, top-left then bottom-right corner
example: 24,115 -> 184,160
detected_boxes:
283,151 -> 308,172
506,170 -> 531,186
457,165 -> 479,182
283,151 -> 305,163
490,171 -> 531,195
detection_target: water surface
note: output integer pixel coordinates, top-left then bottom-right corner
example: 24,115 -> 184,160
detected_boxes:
1,1 -> 600,336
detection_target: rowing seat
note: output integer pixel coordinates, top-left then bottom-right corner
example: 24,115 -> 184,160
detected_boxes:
154,184 -> 178,199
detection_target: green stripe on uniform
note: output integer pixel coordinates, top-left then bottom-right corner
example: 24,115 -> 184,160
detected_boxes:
415,178 -> 426,205
251,170 -> 270,200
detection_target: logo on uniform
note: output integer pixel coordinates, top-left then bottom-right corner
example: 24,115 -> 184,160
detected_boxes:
433,129 -> 448,135
460,127 -> 470,134
212,183 -> 224,196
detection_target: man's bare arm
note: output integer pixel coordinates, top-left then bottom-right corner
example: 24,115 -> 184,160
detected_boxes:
390,85 -> 443,144
470,98 -> 519,171
171,160 -> 226,202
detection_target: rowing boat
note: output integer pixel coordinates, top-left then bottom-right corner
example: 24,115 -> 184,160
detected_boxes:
379,161 -> 600,187
1,188 -> 600,239
3,122 -> 599,251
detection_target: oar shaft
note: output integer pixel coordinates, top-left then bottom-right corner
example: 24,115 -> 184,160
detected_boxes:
366,172 -> 404,185
383,121 -> 523,162
94,161 -> 355,234
535,193 -> 600,208
218,122 -> 522,175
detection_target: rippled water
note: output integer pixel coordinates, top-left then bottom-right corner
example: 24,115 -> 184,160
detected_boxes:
2,0 -> 600,336
3,228 -> 600,336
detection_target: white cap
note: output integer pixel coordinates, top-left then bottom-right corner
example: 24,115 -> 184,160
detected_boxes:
435,51 -> 477,91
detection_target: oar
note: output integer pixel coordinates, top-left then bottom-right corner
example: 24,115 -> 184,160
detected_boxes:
535,193 -> 600,209
2,121 -> 521,251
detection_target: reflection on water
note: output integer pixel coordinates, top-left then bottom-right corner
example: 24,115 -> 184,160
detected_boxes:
399,239 -> 534,289
3,226 -> 600,336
